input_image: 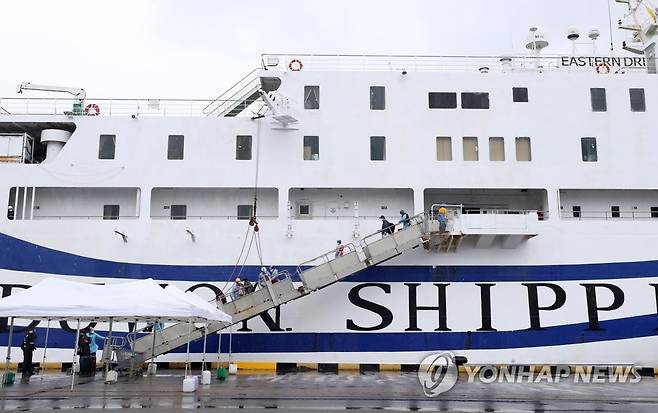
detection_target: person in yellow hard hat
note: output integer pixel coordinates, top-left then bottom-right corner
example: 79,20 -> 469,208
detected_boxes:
230,277 -> 243,301
437,205 -> 448,232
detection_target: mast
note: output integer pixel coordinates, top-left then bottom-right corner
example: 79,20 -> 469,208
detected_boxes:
617,0 -> 658,72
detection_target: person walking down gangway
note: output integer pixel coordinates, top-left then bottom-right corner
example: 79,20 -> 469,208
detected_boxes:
230,277 -> 245,301
335,240 -> 345,258
20,329 -> 37,382
398,210 -> 411,229
379,215 -> 395,237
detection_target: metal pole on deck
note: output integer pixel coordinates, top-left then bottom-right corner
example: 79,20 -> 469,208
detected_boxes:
184,319 -> 192,377
216,329 -> 223,368
104,317 -> 113,379
71,319 -> 80,391
3,317 -> 14,386
228,324 -> 233,366
201,324 -> 207,371
150,319 -> 158,365
40,319 -> 50,382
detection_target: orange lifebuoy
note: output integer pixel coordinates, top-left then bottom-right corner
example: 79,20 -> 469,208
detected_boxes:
288,59 -> 303,71
595,63 -> 610,74
84,103 -> 100,116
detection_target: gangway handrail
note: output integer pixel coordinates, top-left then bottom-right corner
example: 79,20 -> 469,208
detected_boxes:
296,243 -> 358,274
202,68 -> 261,116
359,212 -> 427,248
217,269 -> 296,305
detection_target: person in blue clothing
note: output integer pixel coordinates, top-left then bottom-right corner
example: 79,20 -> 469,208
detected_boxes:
399,210 -> 411,229
87,327 -> 105,354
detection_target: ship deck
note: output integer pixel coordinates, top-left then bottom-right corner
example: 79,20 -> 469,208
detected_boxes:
2,369 -> 658,412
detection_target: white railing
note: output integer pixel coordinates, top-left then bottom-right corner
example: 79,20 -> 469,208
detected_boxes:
561,210 -> 658,220
0,97 -> 224,117
203,68 -> 261,117
261,53 -> 653,74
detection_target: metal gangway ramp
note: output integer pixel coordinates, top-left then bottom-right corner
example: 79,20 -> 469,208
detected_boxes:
128,213 -> 429,365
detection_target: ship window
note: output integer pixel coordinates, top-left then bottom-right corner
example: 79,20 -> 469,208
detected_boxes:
370,86 -> 385,110
590,88 -> 607,112
651,207 -> 658,218
6,187 -> 16,220
436,137 -> 452,161
461,92 -> 490,109
630,88 -> 646,112
170,204 -> 187,220
98,134 -> 116,160
513,87 -> 528,102
167,135 -> 184,160
611,205 -> 620,218
515,137 -> 531,161
370,136 -> 386,161
303,136 -> 319,160
304,86 -> 320,110
237,204 -> 253,220
581,137 -> 598,162
428,92 -> 457,109
463,137 -> 479,161
103,205 -> 120,220
489,137 -> 505,161
297,202 -> 311,217
236,135 -> 252,160
572,206 -> 581,218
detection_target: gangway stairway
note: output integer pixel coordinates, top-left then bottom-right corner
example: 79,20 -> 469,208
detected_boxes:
126,213 -> 431,368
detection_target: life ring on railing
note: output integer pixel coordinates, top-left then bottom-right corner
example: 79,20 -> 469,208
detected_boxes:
84,103 -> 100,116
595,63 -> 610,74
288,59 -> 303,71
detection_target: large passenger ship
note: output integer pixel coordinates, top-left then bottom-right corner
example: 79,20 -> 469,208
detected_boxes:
1,1 -> 658,367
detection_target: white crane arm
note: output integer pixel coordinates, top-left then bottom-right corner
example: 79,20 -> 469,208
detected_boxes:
16,82 -> 86,101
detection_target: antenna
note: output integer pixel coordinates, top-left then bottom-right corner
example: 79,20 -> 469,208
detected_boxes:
588,27 -> 601,56
567,27 -> 580,56
606,0 -> 615,52
525,27 -> 549,69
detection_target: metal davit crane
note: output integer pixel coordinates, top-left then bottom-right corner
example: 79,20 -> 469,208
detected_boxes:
16,82 -> 86,101
16,82 -> 87,115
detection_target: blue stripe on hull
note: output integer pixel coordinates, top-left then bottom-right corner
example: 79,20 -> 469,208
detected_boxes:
2,232 -> 658,282
3,314 -> 658,353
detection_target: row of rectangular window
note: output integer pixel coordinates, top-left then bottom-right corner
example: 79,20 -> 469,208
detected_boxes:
85,203 -> 658,221
436,137 -> 531,162
590,88 -> 646,112
305,84 -> 646,112
572,206 -> 658,218
305,86 -> 529,111
99,134 -> 602,164
100,204 -> 254,220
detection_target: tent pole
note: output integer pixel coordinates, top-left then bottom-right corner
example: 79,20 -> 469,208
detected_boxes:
228,324 -> 233,366
129,318 -> 136,376
40,319 -> 51,382
216,328 -> 222,368
185,319 -> 192,377
3,316 -> 14,386
71,319 -> 80,391
150,319 -> 157,364
201,323 -> 207,371
104,317 -> 113,380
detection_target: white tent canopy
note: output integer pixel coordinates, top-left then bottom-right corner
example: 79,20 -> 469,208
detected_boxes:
0,277 -> 231,323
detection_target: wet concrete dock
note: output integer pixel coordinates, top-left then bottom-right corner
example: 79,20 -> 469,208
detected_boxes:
1,369 -> 658,412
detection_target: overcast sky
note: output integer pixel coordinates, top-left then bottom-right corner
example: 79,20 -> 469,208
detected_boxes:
0,1 -> 630,99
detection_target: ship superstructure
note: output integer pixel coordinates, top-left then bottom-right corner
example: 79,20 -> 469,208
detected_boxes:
1,1 -> 658,366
